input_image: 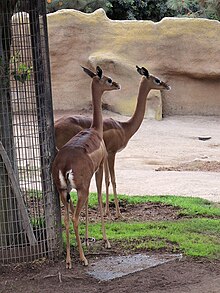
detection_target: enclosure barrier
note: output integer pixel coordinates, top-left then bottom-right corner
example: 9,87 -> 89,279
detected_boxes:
0,0 -> 62,264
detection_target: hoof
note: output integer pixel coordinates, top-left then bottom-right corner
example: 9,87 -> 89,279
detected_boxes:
115,212 -> 123,219
113,202 -> 121,218
84,238 -> 90,247
104,240 -> 111,249
83,237 -> 96,247
66,262 -> 72,269
104,209 -> 111,217
81,257 -> 88,266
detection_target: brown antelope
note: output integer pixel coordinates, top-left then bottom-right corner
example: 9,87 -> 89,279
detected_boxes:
55,66 -> 171,219
52,66 -> 120,268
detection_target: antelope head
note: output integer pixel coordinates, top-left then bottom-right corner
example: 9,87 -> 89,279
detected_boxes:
81,65 -> 121,92
136,65 -> 171,91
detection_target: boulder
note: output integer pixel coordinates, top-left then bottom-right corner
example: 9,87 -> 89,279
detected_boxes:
47,8 -> 220,117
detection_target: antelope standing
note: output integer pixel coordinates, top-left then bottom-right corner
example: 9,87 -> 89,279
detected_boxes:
52,66 -> 120,268
55,66 -> 171,218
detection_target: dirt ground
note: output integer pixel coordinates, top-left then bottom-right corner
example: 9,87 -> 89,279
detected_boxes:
1,202 -> 220,293
1,252 -> 220,293
1,113 -> 220,292
1,201 -> 220,293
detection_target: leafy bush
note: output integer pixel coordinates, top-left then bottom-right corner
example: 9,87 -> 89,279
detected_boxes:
106,0 -> 174,21
46,0 -> 111,14
46,0 -> 220,21
167,0 -> 220,20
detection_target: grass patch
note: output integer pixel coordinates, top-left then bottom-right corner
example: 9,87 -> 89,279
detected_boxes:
70,192 -> 220,217
117,194 -> 220,217
65,193 -> 220,259
27,189 -> 42,200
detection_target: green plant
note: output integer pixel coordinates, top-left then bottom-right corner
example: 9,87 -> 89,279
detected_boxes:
70,192 -> 220,218
202,0 -> 220,20
64,217 -> 220,258
27,189 -> 42,200
167,0 -> 193,14
31,217 -> 45,228
11,51 -> 32,84
46,0 -> 111,14
65,193 -> 220,259
166,0 -> 220,20
106,0 -> 173,21
46,0 -> 220,21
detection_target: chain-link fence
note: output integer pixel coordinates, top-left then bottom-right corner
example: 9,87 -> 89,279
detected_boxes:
0,0 -> 62,264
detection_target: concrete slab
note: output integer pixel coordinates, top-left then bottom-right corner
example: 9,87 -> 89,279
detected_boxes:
87,253 -> 182,281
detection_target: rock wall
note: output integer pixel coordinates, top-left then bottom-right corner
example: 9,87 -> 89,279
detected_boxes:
47,8 -> 220,117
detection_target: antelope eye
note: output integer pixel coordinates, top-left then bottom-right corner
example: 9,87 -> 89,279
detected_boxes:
154,78 -> 161,84
107,78 -> 112,84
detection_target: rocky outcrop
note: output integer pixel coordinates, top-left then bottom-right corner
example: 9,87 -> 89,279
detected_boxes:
47,8 -> 220,117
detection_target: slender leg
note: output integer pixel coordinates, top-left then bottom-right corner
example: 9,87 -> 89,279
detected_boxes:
84,198 -> 90,247
73,189 -> 89,266
69,196 -> 75,215
60,190 -> 72,269
69,194 -> 90,247
95,165 -> 111,249
108,154 -> 122,218
104,158 -> 111,216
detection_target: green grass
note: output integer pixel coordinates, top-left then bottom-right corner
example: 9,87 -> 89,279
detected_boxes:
65,192 -> 220,259
27,189 -> 42,200
70,192 -> 220,217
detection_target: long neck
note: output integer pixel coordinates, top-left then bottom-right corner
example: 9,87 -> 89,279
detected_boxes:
91,82 -> 103,137
124,79 -> 150,139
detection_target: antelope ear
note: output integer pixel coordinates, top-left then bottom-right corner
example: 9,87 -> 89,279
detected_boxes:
96,66 -> 103,79
136,65 -> 149,78
81,66 -> 96,78
141,67 -> 149,78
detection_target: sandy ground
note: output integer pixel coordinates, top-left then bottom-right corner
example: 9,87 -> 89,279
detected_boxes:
64,112 -> 220,203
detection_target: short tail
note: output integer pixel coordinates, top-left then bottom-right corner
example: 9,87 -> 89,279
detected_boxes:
65,169 -> 75,188
58,169 -> 74,188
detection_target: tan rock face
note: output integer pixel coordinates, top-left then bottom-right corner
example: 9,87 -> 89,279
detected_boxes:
47,8 -> 220,117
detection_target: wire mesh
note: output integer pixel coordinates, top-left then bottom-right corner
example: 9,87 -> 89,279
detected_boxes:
0,0 -> 62,264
